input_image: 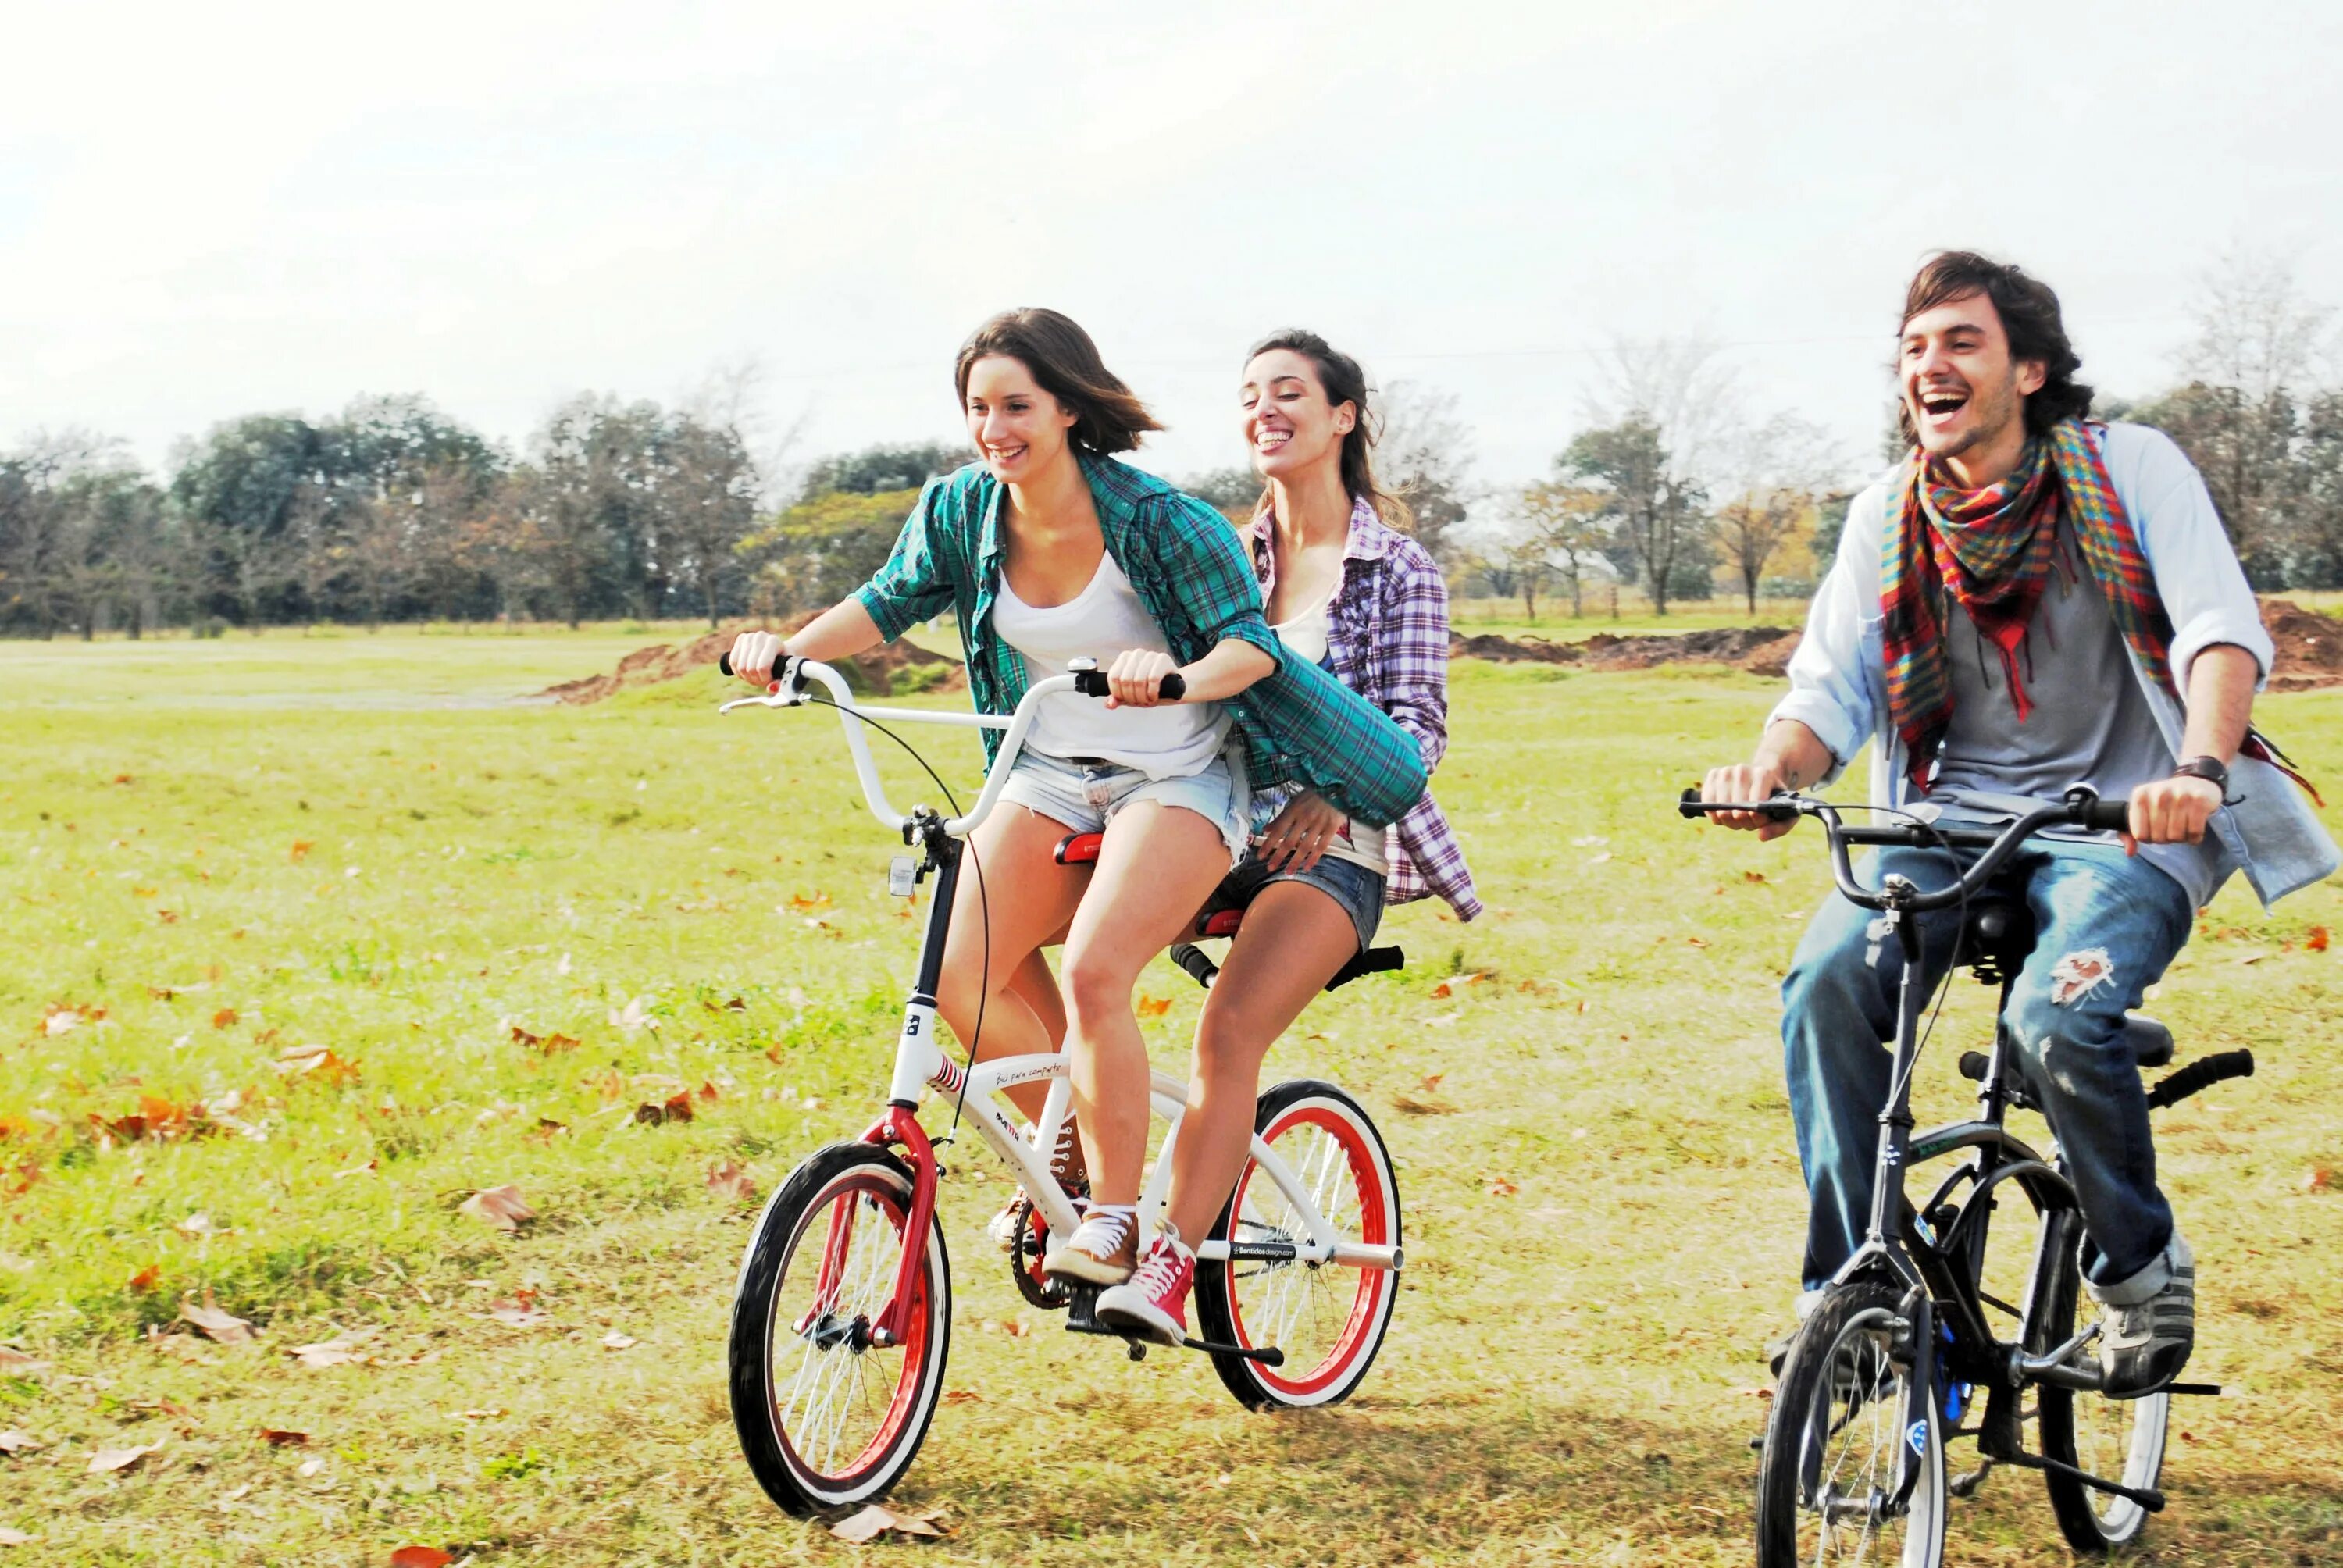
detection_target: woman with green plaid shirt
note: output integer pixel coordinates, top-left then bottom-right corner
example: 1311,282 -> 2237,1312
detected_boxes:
726,308 -> 1426,1287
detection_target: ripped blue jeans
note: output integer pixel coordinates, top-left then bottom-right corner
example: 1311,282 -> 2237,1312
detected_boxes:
1782,839 -> 2193,1295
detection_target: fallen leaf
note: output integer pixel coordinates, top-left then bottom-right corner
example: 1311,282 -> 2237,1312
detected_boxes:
487,1297 -> 547,1329
1428,973 -> 1485,1000
1685,935 -> 1710,948
88,1439 -> 164,1474
286,1339 -> 365,1368
787,892 -> 833,914
705,1162 -> 757,1203
1742,869 -> 1768,883
127,1265 -> 161,1291
1136,993 -> 1172,1018
830,1502 -> 946,1543
2303,1168 -> 2331,1193
389,1548 -> 455,1568
458,1185 -> 533,1233
180,1296 -> 255,1345
0,1430 -> 41,1455
451,1409 -> 505,1422
0,1527 -> 27,1546
634,1093 -> 694,1126
273,1047 -> 360,1086
256,1427 -> 308,1446
298,1456 -> 325,1477
1393,1092 -> 1457,1116
288,840 -> 312,863
41,1007 -> 82,1038
943,1388 -> 982,1405
601,1331 -> 637,1352
608,996 -> 657,1033
508,1024 -> 581,1055
1486,1176 -> 1519,1198
2309,925 -> 2331,953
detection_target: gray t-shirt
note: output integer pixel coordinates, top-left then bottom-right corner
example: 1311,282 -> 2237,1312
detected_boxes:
1926,532 -> 2224,907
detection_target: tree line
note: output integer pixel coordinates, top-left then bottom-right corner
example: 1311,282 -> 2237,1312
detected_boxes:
5,256 -> 2338,639
1464,255 -> 2343,618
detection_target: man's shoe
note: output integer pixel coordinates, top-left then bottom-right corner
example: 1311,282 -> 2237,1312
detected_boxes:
988,1116 -> 1087,1253
1096,1224 -> 1196,1347
1042,1209 -> 1138,1287
1764,1288 -> 1828,1380
2095,1235 -> 2195,1399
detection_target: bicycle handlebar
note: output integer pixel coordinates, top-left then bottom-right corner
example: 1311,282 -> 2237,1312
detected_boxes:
1675,786 -> 2134,914
717,654 -> 1186,839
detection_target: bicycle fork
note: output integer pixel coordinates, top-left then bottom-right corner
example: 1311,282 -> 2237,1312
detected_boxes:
809,823 -> 965,1349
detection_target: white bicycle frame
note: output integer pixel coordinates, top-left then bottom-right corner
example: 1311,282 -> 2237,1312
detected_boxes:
722,658 -> 1400,1273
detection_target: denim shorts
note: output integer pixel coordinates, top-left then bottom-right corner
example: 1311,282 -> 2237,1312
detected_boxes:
999,750 -> 1249,868
1213,850 -> 1386,952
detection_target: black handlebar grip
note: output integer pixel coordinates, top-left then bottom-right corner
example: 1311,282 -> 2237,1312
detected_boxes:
2079,794 -> 2134,832
1957,1050 -> 1991,1083
1677,786 -> 1799,822
1072,669 -> 1186,701
719,652 -> 735,677
2144,1048 -> 2255,1111
1168,942 -> 1220,990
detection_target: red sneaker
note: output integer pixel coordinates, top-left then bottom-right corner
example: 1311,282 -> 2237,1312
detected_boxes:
1096,1224 -> 1196,1346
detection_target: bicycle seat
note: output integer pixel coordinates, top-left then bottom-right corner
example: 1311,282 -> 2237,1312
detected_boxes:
2123,1014 -> 2175,1069
1958,892 -> 2035,987
1054,832 -> 1104,865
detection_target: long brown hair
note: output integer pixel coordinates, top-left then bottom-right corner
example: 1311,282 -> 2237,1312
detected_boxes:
954,308 -> 1162,455
1243,329 -> 1410,528
1898,251 -> 2093,444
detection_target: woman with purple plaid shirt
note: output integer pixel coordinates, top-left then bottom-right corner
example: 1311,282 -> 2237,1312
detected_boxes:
1096,330 -> 1479,1345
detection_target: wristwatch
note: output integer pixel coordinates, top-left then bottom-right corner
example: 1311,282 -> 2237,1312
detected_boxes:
2170,755 -> 2230,792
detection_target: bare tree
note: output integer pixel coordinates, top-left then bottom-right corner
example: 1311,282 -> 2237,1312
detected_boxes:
2142,252 -> 2332,565
1567,338 -> 1741,614
1714,413 -> 1841,614
1513,479 -> 1613,618
1377,381 -> 1475,565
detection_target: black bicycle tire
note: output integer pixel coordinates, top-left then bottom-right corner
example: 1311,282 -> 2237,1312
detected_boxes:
2035,1213 -> 2169,1552
1756,1278 -> 1947,1568
728,1140 -> 952,1517
1193,1078 -> 1401,1411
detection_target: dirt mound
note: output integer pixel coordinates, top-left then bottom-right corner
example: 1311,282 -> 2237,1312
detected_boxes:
2264,598 -> 2343,692
1450,625 -> 1799,675
538,612 -> 965,704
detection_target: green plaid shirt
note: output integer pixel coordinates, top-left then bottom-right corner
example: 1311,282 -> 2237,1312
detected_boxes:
854,454 -> 1428,829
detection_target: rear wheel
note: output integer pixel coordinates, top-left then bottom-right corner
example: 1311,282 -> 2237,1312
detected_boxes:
729,1141 -> 950,1516
1193,1079 -> 1400,1409
1756,1278 -> 1946,1568
2037,1216 -> 2169,1552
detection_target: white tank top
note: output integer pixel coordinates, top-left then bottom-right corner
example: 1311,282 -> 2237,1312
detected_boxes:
993,551 -> 1229,777
1271,592 -> 1390,875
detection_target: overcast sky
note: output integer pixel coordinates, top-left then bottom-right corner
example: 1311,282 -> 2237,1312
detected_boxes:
5,2 -> 2339,500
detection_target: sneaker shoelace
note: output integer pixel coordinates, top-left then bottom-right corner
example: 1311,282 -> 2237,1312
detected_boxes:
1073,1210 -> 1133,1256
1128,1238 -> 1191,1297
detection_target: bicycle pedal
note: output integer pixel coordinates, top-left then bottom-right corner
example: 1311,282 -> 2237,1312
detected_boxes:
1062,1285 -> 1115,1335
1179,1334 -> 1283,1367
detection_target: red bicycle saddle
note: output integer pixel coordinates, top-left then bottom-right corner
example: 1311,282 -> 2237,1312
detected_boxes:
1054,832 -> 1249,937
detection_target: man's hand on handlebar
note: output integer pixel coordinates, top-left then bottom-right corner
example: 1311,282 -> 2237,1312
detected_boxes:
1104,649 -> 1183,709
1700,761 -> 1799,841
2124,774 -> 2223,853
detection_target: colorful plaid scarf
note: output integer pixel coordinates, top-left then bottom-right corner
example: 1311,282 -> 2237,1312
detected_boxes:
1881,418 -> 2178,792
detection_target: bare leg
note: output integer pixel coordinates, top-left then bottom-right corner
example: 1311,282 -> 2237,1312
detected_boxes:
1164,882 -> 1358,1242
1061,803 -> 1233,1207
1004,947 -> 1068,1053
934,806 -> 1086,1122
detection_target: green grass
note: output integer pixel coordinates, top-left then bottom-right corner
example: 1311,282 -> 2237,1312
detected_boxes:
2,634 -> 2339,1564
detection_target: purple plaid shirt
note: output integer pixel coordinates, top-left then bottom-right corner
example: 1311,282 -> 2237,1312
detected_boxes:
1246,499 -> 1482,921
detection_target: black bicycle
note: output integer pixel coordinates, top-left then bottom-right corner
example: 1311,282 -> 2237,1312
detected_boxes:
1678,786 -> 2253,1566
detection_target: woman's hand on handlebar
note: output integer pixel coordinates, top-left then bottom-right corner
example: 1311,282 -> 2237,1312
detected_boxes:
726,630 -> 785,686
1700,761 -> 1799,841
1104,648 -> 1182,709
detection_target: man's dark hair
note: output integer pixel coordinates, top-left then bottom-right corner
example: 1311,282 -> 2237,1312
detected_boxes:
953,308 -> 1162,455
1899,251 -> 2093,443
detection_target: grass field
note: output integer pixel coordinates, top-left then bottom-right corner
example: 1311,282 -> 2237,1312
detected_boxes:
3,627 -> 2340,1566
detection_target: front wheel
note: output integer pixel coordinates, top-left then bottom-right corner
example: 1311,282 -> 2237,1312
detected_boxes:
2036,1214 -> 2170,1552
1756,1278 -> 1947,1568
729,1141 -> 951,1516
1193,1078 -> 1400,1410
